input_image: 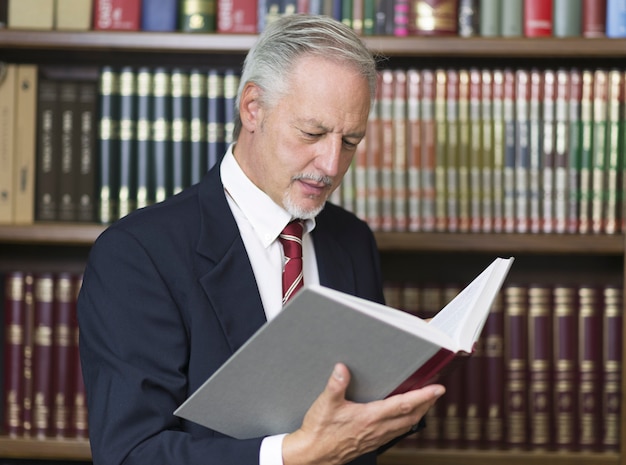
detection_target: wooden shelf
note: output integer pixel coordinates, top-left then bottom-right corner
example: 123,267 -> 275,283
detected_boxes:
0,437 -> 91,461
1,30 -> 626,58
0,224 -> 622,254
380,447 -> 621,465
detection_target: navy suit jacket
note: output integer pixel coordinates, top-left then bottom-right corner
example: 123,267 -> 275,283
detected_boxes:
78,165 -> 386,465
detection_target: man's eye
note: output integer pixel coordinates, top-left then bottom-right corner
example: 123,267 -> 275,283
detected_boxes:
343,140 -> 358,149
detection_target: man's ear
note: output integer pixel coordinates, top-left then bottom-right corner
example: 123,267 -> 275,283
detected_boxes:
239,82 -> 262,132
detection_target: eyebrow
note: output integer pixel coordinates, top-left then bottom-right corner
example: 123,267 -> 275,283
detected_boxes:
299,118 -> 366,140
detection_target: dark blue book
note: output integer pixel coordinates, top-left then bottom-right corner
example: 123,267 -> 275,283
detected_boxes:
171,68 -> 191,195
98,67 -> 120,224
223,69 -> 239,161
75,80 -> 98,223
136,67 -> 154,210
118,67 -> 138,219
141,0 -> 178,31
152,68 -> 172,204
35,78 -> 60,222
206,69 -> 225,170
189,69 -> 207,185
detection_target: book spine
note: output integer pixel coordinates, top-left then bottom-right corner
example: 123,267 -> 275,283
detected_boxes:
582,0 -> 607,36
136,68 -> 153,210
479,0 -> 501,36
52,273 -> 74,438
578,286 -> 602,451
480,69 -> 494,232
554,70 -> 570,234
606,0 -> 626,37
463,309 -> 484,448
528,285 -> 552,449
514,69 -> 530,234
362,0 -> 376,35
567,69 -> 582,234
32,273 -> 55,438
601,285 -> 622,451
468,68 -> 483,232
94,0 -> 141,31
98,67 -> 120,224
366,73 -> 382,230
421,70 -> 437,232
553,286 -> 578,450
502,69 -> 516,233
394,0 -> 409,36
3,272 -> 26,437
189,69 -> 207,185
578,70 -> 594,234
8,0 -> 54,29
352,0 -> 364,34
223,69 -> 239,156
141,0 -> 178,31
0,63 -> 16,224
483,291 -> 504,448
392,70 -> 408,231
375,0 -> 395,35
458,0 -> 480,37
491,70 -> 505,232
553,0 -> 582,37
57,82 -> 79,222
217,0 -> 257,33
591,70 -> 608,234
409,0 -> 459,36
152,68 -> 172,204
35,78 -> 59,222
524,0 -> 553,37
171,69 -> 191,196
117,68 -> 137,220
353,120 -> 367,221
434,69 -> 447,232
604,70 -> 622,234
457,69 -> 471,233
379,69 -> 394,231
504,284 -> 528,449
75,80 -> 98,223
206,69 -> 225,171
542,70 -> 556,234
407,69 -> 422,232
56,0 -> 94,31
179,0 -> 216,32
527,69 -> 542,234
13,65 -> 38,225
21,273 -> 35,437
71,275 -> 88,439
500,0 -> 523,36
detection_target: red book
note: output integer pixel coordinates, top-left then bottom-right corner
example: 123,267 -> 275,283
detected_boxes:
578,286 -> 602,451
379,69 -> 394,232
94,0 -> 141,31
365,74 -> 382,231
21,273 -> 35,437
553,286 -> 578,451
444,69 -> 459,233
468,68 -> 482,233
51,273 -> 75,438
527,285 -> 552,449
392,69 -> 408,231
524,0 -> 553,37
217,0 -> 257,33
3,272 -> 26,437
32,273 -> 55,438
420,69 -> 437,232
582,0 -> 607,37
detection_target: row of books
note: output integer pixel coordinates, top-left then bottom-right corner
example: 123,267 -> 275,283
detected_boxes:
383,281 -> 623,452
332,67 -> 626,234
3,0 -> 625,38
2,271 -> 88,440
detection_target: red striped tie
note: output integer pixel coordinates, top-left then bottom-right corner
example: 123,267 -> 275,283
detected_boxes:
279,220 -> 304,305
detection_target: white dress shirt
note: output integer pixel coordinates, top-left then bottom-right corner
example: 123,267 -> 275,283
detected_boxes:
220,145 -> 320,465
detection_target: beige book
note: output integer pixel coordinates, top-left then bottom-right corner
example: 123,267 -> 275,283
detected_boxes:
0,63 -> 17,223
8,0 -> 54,29
13,65 -> 38,225
56,0 -> 94,30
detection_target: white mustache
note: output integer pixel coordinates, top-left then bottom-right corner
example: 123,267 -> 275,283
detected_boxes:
292,173 -> 333,187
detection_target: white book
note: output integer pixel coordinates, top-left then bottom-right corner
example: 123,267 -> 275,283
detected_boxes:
175,257 -> 515,439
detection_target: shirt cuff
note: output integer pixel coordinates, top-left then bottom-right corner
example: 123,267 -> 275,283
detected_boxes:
260,434 -> 287,465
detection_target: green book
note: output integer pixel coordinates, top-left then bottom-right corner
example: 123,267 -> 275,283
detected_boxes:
500,0 -> 522,36
553,0 -> 582,37
179,0 -> 216,32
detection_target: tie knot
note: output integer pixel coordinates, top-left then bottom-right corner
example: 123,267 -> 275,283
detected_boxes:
279,220 -> 304,259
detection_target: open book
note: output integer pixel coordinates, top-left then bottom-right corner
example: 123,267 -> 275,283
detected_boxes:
174,256 -> 514,439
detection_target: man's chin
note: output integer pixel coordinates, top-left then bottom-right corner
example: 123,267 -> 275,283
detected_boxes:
284,198 -> 327,220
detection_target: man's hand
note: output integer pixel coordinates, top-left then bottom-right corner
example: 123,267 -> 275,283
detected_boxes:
282,363 -> 444,465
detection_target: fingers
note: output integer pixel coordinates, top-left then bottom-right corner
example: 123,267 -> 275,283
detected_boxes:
322,363 -> 351,399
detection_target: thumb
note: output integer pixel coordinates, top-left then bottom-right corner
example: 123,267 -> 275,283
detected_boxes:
323,363 -> 351,400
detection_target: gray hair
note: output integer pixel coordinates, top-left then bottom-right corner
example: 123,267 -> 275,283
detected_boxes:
232,14 -> 378,140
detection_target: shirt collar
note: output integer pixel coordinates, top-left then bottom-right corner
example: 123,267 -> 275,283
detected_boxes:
221,144 -> 316,248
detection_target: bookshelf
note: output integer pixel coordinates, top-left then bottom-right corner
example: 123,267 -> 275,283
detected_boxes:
1,29 -> 625,465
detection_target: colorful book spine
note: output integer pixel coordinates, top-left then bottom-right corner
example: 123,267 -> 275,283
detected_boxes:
21,273 -> 35,437
606,0 -> 626,37
409,0 -> 459,36
578,70 -> 594,234
217,0 -> 257,32
445,69 -> 460,232
582,0 -> 607,36
118,68 -> 137,220
434,69 -> 447,232
421,69 -> 437,232
171,69 -> 191,196
604,70 -> 622,234
57,81 -> 79,222
502,70 -> 516,233
458,0 -> 480,37
468,68 -> 483,233
524,0 -> 553,37
366,74 -> 382,230
379,69 -> 394,231
94,0 -> 141,30
479,0 -> 501,36
567,69 -> 582,234
0,63 -> 16,224
514,70 -> 530,234
480,69 -> 495,232
407,69 -> 422,232
394,0 -> 409,36
141,0 -> 178,31
554,70 -> 570,234
601,285 -> 622,451
591,70 -> 608,234
392,69 -> 408,231
188,69 -> 207,185
457,70 -> 471,233
98,67 -> 120,224
179,0 -> 216,32
206,69 -> 225,171
527,69 -> 542,234
135,68 -> 153,210
362,0 -> 376,35
152,68 -> 172,204
491,70 -> 505,232
75,80 -> 98,223
542,70 -> 556,234
500,0 -> 523,36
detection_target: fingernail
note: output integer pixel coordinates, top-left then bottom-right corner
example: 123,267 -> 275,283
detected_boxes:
333,367 -> 344,381
431,386 -> 445,397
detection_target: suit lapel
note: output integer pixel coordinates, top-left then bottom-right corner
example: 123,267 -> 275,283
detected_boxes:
195,168 -> 267,353
313,223 -> 356,295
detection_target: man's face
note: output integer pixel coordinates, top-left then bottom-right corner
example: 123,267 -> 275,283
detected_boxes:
236,55 -> 371,218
